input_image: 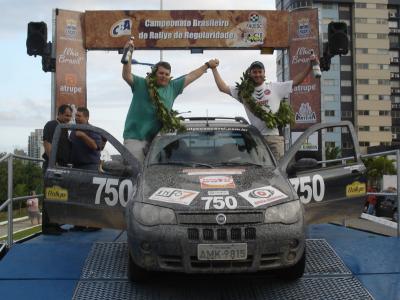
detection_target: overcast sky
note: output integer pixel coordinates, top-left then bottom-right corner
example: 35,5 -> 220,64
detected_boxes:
0,0 -> 277,153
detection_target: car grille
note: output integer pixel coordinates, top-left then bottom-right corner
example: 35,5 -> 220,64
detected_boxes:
177,211 -> 264,225
187,227 -> 256,242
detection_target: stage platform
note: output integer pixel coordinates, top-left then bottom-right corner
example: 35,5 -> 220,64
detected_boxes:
0,224 -> 398,300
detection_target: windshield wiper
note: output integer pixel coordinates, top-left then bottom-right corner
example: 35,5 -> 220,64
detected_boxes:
212,162 -> 264,167
150,161 -> 214,168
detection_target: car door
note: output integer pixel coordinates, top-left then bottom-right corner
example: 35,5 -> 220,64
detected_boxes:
279,121 -> 367,224
44,124 -> 140,229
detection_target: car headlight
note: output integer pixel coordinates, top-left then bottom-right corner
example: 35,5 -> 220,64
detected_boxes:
264,200 -> 301,224
133,202 -> 177,226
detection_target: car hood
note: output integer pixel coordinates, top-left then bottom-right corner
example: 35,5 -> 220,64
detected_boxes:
139,165 -> 295,211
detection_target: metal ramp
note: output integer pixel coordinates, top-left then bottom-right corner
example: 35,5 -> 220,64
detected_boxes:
73,239 -> 373,300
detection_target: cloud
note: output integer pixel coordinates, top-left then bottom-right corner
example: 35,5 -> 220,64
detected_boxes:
0,0 -> 277,152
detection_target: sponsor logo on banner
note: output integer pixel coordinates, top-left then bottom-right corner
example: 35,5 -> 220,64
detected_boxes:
110,19 -> 132,37
297,18 -> 311,38
58,47 -> 84,65
149,187 -> 199,205
60,19 -> 82,41
244,12 -> 264,44
293,83 -> 317,93
60,74 -> 82,94
238,186 -> 287,207
45,186 -> 68,201
346,181 -> 366,197
182,169 -> 245,175
292,47 -> 314,64
200,176 -> 236,189
295,103 -> 317,123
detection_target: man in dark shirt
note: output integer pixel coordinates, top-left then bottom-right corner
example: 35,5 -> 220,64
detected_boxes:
42,104 -> 72,235
70,107 -> 102,171
42,104 -> 72,172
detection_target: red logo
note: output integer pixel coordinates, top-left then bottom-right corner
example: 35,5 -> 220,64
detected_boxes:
264,89 -> 271,95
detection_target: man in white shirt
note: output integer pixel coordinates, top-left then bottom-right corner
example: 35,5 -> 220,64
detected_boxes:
211,57 -> 317,160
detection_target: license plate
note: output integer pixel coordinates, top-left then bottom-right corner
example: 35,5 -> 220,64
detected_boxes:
197,243 -> 247,261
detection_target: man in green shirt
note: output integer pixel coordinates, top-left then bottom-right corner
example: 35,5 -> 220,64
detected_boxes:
122,37 -> 219,163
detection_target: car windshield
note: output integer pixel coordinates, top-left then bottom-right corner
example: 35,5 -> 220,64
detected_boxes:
148,128 -> 274,167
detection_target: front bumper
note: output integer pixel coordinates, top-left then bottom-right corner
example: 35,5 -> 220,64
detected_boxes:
126,215 -> 305,274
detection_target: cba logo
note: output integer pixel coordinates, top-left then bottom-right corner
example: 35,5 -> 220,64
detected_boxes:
110,19 -> 132,37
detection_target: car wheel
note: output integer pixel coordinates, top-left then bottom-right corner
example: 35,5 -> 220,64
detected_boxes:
128,251 -> 150,282
276,249 -> 306,281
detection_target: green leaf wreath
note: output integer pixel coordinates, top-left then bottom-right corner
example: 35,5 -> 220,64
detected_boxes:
146,72 -> 186,133
236,71 -> 295,129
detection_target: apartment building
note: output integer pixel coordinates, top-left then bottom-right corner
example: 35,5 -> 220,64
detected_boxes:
276,0 -> 400,154
28,129 -> 44,163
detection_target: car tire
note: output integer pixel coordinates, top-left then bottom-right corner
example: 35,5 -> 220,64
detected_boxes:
276,249 -> 306,281
128,251 -> 150,282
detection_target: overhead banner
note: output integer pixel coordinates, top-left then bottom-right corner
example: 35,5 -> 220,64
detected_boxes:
289,9 -> 320,131
84,10 -> 289,49
55,9 -> 87,111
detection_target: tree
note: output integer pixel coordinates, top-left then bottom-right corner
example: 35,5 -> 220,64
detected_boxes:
363,156 -> 397,187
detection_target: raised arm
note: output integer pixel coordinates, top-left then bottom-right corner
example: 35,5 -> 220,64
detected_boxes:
183,59 -> 219,89
122,37 -> 135,87
292,55 -> 318,87
211,66 -> 231,95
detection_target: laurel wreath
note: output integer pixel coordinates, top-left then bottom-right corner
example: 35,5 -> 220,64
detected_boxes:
146,72 -> 186,133
236,71 -> 294,129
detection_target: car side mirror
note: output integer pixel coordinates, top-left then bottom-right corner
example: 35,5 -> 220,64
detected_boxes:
287,158 -> 319,176
294,158 -> 319,171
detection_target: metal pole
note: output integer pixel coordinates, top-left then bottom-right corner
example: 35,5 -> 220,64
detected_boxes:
397,150 -> 400,238
160,0 -> 163,61
7,156 -> 13,247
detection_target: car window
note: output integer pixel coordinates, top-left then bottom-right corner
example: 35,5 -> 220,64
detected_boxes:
288,125 -> 358,174
148,129 -> 273,166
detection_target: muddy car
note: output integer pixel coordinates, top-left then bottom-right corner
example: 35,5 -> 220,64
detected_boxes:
44,118 -> 366,281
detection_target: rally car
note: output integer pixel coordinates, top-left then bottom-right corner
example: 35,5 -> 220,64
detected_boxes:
44,118 -> 366,281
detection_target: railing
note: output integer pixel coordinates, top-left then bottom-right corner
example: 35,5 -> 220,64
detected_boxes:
361,150 -> 400,237
0,153 -> 43,248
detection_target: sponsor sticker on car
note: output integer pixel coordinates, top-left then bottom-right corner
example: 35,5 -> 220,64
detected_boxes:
200,176 -> 236,189
346,181 -> 366,197
149,187 -> 199,205
238,186 -> 287,207
45,186 -> 68,201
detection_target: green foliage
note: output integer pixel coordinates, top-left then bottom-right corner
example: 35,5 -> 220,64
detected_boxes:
325,146 -> 341,160
236,72 -> 295,129
0,158 -> 43,206
146,73 -> 186,133
362,156 -> 396,181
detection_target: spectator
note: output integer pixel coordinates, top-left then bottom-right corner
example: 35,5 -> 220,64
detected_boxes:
26,191 -> 41,225
366,185 -> 378,215
42,104 -> 72,172
42,104 -> 72,235
70,107 -> 102,171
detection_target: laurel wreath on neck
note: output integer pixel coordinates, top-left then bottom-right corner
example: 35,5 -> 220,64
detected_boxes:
146,71 -> 186,133
236,71 -> 295,129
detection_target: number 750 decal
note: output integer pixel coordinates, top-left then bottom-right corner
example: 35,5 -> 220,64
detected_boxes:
289,175 -> 325,204
93,177 -> 134,207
